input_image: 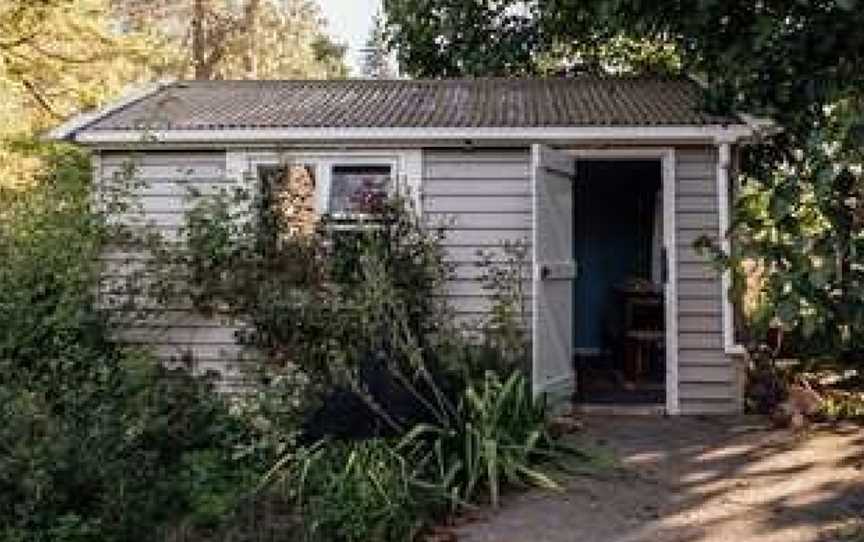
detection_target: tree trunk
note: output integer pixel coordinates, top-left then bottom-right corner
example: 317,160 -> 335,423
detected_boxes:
192,0 -> 209,79
243,0 -> 261,78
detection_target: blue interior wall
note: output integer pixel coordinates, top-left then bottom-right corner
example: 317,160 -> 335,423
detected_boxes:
573,161 -> 661,351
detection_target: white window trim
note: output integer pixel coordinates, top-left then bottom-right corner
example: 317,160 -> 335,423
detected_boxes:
566,147 -> 680,415
227,149 -> 423,219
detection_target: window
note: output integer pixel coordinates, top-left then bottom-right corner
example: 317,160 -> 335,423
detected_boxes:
328,164 -> 393,218
246,152 -> 417,234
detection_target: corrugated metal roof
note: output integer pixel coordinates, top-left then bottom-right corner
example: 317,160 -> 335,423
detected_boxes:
81,77 -> 742,132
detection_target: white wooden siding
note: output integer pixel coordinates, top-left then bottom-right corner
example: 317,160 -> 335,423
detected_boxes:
675,148 -> 737,414
98,151 -> 251,390
423,149 -> 532,330
98,145 -> 740,413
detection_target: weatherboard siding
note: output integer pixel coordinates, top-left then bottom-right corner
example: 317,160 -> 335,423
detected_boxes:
98,150 -> 252,391
422,149 -> 533,330
94,145 -> 740,413
675,147 -> 737,414
99,148 -> 535,384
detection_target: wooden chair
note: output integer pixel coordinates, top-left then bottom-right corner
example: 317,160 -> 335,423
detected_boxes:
621,291 -> 664,384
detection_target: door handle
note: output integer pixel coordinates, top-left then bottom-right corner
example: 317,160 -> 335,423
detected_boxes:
537,261 -> 578,281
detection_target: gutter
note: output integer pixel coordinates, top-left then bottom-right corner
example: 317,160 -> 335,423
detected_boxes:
70,124 -> 757,145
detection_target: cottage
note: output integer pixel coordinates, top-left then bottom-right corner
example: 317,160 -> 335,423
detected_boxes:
51,77 -> 764,415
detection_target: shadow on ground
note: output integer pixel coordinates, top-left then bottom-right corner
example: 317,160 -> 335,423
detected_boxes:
455,416 -> 864,542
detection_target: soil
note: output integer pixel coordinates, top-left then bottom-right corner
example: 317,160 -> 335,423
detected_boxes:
454,416 -> 864,542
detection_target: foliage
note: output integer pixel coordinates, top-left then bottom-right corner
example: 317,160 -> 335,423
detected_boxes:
112,0 -> 348,80
149,167 -> 570,538
153,182 -> 455,429
402,370 -> 560,510
476,239 -> 531,373
385,0 -> 864,111
261,370 -> 563,541
722,110 -> 864,363
819,390 -> 864,422
270,439 -> 441,542
743,337 -> 788,415
0,143 -> 275,541
1,0 -> 347,188
0,0 -> 171,135
383,0 -> 537,77
361,12 -> 397,79
382,0 -> 683,77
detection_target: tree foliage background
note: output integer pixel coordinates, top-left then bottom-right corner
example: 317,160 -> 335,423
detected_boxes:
384,0 -> 864,363
0,0 -> 346,187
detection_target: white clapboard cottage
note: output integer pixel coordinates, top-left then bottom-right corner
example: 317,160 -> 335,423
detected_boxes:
51,77 -> 765,414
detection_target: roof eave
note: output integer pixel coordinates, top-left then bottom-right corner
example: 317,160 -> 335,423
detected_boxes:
45,80 -> 175,142
72,124 -> 756,146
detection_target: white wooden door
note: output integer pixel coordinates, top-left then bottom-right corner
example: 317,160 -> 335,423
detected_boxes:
531,145 -> 577,407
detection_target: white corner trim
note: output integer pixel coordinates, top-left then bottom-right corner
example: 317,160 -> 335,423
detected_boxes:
529,144 -> 542,399
73,124 -> 756,145
46,80 -> 174,142
225,149 -> 250,182
662,149 -> 680,415
565,146 -> 679,415
403,149 -> 423,216
717,143 -> 744,355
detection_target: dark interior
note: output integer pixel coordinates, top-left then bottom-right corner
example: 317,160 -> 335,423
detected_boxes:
573,160 -> 666,404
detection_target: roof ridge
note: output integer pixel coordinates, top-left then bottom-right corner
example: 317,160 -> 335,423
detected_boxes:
169,75 -> 693,85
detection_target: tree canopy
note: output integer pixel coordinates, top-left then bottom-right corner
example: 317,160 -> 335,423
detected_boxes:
0,0 -> 347,187
385,1 -> 864,119
112,0 -> 347,80
361,12 -> 397,79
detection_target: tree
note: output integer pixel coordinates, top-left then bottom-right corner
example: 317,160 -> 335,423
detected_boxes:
382,0 -> 683,77
112,0 -> 348,80
384,1 -> 864,120
382,0 -> 537,77
0,0 -> 170,128
0,0 -> 170,187
361,12 -> 396,79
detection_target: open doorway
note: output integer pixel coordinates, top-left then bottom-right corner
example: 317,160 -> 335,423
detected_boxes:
574,160 -> 666,404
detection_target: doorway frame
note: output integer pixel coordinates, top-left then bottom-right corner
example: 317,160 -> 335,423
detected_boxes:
566,148 -> 679,415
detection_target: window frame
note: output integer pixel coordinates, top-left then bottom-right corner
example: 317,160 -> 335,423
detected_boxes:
227,149 -> 422,242
318,156 -> 400,221
234,149 -> 422,226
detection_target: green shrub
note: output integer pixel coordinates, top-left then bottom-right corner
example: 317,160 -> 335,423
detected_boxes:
135,168 -> 576,539
271,439 -> 445,542
819,389 -> 864,421
260,370 -> 566,541
402,370 -> 561,510
0,143 -> 272,541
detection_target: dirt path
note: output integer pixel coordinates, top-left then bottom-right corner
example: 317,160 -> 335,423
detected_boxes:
455,416 -> 864,542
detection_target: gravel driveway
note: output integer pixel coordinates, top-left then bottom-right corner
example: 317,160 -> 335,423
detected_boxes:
456,416 -> 864,542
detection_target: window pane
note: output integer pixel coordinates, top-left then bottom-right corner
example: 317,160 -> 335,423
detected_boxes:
329,165 -> 391,215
